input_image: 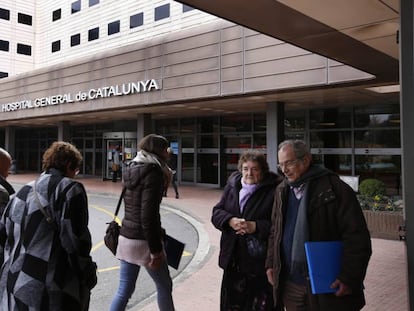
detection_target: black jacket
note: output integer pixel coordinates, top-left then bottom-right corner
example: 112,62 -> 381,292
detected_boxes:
266,171 -> 372,310
120,161 -> 165,254
212,171 -> 282,275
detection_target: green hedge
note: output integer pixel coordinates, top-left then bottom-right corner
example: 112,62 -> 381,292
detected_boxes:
359,178 -> 386,197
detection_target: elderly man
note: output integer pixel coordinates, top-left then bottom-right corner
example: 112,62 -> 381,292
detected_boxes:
265,140 -> 371,311
0,148 -> 14,214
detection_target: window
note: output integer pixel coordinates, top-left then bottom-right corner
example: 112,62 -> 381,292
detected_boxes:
52,9 -> 61,21
154,4 -> 170,21
17,43 -> 32,55
18,13 -> 32,25
71,33 -> 81,46
89,0 -> 99,7
88,27 -> 99,41
0,40 -> 9,51
0,8 -> 10,20
71,0 -> 81,14
51,40 -> 61,52
108,20 -> 120,35
183,4 -> 194,12
0,72 -> 8,79
130,12 -> 143,29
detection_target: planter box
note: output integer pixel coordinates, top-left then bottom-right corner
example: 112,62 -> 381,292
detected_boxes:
363,210 -> 404,240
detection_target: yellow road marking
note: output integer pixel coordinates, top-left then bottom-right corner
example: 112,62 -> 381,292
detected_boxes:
98,266 -> 120,273
89,204 -> 192,272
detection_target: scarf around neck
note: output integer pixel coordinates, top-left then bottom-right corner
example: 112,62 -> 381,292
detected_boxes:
133,150 -> 162,167
239,178 -> 258,214
287,165 -> 331,277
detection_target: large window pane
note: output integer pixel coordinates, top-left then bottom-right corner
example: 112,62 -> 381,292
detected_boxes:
310,107 -> 351,129
354,129 -> 400,148
310,131 -> 351,148
197,135 -> 218,148
221,115 -> 251,132
198,116 -> 219,133
356,155 -> 401,196
197,154 -> 218,184
154,119 -> 179,135
354,104 -> 400,128
285,109 -> 305,139
312,154 -> 352,175
180,118 -> 195,134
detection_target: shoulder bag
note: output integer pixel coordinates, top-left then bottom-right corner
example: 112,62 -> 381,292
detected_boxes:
104,187 -> 126,255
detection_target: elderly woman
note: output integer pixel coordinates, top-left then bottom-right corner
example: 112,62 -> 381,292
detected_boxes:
0,141 -> 97,311
212,150 -> 283,311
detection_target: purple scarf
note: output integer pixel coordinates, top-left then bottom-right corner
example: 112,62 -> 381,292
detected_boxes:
239,179 -> 258,213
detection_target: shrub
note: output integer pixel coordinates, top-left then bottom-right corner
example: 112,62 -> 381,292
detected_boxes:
359,178 -> 386,197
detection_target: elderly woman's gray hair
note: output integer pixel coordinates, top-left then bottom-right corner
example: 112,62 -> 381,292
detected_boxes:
237,150 -> 269,174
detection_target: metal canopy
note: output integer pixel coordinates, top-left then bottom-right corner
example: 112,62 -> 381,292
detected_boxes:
176,0 -> 399,83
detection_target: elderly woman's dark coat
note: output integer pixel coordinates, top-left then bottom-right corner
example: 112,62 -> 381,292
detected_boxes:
212,170 -> 282,310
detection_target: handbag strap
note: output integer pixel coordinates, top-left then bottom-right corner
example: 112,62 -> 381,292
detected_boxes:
114,187 -> 126,218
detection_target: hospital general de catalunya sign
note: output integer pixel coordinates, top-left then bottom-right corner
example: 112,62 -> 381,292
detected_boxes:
1,79 -> 160,112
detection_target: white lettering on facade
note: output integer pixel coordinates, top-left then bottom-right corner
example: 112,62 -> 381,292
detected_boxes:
1,79 -> 161,113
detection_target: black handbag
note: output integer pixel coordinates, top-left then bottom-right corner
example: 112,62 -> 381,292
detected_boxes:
104,187 -> 126,255
245,234 -> 267,258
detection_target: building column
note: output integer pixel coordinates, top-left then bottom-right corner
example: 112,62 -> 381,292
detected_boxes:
57,121 -> 70,141
266,102 -> 285,172
400,0 -> 414,308
136,113 -> 152,142
5,126 -> 15,158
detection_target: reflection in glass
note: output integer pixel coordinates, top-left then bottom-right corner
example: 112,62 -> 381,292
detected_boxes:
253,134 -> 266,149
197,153 -> 218,184
354,104 -> 400,128
355,155 -> 401,196
310,107 -> 351,129
198,116 -> 219,133
181,153 -> 194,182
354,129 -> 400,148
310,131 -> 351,148
253,113 -> 266,132
221,115 -> 252,132
312,154 -> 352,175
198,135 -> 218,148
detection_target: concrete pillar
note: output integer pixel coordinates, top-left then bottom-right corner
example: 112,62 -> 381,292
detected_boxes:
266,102 -> 285,172
4,126 -> 15,158
136,113 -> 152,142
399,0 -> 414,308
57,121 -> 70,141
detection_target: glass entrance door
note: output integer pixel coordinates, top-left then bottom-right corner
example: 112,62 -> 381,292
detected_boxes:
102,132 -> 137,180
105,138 -> 122,180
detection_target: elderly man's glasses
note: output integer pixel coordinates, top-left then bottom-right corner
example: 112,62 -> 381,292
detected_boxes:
277,158 -> 302,170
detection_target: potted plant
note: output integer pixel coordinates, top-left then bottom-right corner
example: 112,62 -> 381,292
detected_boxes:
357,178 -> 404,240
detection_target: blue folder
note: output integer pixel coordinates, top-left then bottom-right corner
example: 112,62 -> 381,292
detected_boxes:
304,241 -> 343,294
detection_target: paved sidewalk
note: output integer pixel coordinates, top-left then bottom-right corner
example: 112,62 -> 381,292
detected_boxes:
7,174 -> 409,311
